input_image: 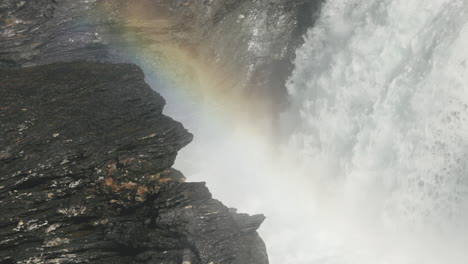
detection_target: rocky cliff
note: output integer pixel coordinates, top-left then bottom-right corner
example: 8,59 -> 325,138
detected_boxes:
0,62 -> 267,263
105,0 -> 324,116
1,0 -> 324,263
1,0 -> 323,111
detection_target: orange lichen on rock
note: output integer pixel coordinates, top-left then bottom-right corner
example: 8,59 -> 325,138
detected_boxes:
98,168 -> 187,202
121,181 -> 138,189
102,177 -> 138,192
159,177 -> 173,184
104,163 -> 117,175
103,177 -> 120,192
100,177 -> 159,202
136,186 -> 150,202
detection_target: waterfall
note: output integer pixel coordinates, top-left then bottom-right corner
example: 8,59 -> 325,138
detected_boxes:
281,0 -> 468,262
133,0 -> 468,262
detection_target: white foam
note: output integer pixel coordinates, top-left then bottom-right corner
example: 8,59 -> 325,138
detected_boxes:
283,0 -> 468,262
145,0 -> 468,262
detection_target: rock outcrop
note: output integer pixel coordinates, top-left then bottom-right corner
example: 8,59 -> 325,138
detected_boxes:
0,62 -> 268,263
1,0 -> 323,111
102,0 -> 324,136
0,0 -> 325,262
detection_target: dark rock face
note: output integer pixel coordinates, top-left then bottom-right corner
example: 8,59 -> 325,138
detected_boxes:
108,0 -> 324,112
188,0 -> 324,109
93,0 -> 324,143
0,62 -> 268,264
1,0 -> 323,111
0,0 -> 118,68
0,0 -> 322,262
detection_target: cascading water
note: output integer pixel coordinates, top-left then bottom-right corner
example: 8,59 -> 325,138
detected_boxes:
279,0 -> 468,262
112,0 -> 468,262
177,0 -> 468,262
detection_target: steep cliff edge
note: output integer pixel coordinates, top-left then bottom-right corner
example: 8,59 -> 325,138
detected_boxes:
0,62 -> 268,264
0,0 -> 324,262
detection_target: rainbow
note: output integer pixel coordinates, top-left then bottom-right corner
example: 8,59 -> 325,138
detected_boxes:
94,1 -> 275,136
93,4 -> 309,264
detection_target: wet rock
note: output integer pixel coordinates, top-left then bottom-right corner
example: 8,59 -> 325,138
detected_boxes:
0,0 -> 317,262
191,0 -> 325,110
107,0 -> 324,114
0,62 -> 268,264
0,0 -> 119,68
1,0 -> 324,113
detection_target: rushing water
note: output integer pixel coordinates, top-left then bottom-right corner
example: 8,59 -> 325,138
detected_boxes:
280,0 -> 468,263
126,0 -> 468,262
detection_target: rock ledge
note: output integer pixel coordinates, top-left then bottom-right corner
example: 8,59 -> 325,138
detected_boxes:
0,62 -> 268,264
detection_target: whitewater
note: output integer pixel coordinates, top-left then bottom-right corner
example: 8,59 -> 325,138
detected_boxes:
157,0 -> 468,263
281,0 -> 468,262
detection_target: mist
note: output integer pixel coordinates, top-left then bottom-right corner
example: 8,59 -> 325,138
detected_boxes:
109,0 -> 468,263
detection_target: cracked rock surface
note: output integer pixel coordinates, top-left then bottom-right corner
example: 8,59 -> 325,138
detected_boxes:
0,62 -> 268,264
